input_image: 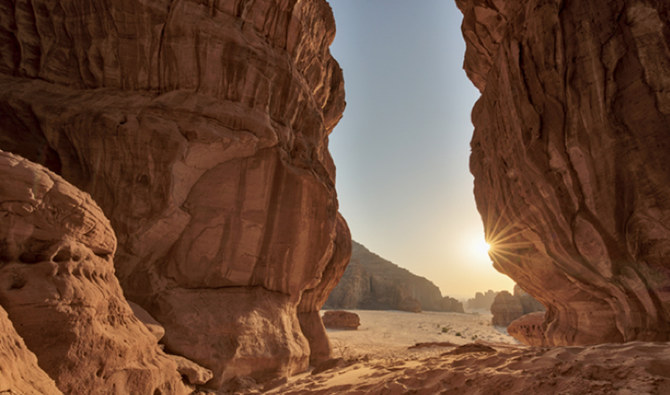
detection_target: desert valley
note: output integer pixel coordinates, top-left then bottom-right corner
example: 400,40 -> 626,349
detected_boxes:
1,0 -> 670,394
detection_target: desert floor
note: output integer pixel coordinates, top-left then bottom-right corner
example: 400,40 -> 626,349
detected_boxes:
257,310 -> 670,395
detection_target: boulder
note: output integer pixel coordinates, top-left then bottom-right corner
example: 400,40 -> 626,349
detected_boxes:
322,311 -> 360,330
508,312 -> 547,347
458,0 -> 670,344
0,151 -> 187,394
0,0 -> 347,387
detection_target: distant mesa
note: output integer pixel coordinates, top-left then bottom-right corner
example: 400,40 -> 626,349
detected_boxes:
465,290 -> 499,311
324,241 -> 464,313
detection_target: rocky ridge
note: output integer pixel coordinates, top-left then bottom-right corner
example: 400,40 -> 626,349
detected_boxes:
325,241 -> 464,313
0,0 -> 349,390
491,285 -> 545,327
459,0 -> 670,345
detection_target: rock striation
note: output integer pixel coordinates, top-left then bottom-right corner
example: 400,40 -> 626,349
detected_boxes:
0,0 -> 348,388
458,0 -> 670,344
507,312 -> 547,346
491,285 -> 545,326
0,151 -> 187,394
325,241 -> 464,313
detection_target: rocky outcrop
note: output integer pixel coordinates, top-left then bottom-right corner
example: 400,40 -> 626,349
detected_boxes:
0,151 -> 187,394
458,0 -> 670,344
466,290 -> 498,311
325,241 -> 464,313
322,311 -> 360,330
0,0 -> 347,388
508,312 -> 547,346
0,306 -> 61,394
491,286 -> 545,326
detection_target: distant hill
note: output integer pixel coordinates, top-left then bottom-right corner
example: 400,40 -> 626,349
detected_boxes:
324,241 -> 463,313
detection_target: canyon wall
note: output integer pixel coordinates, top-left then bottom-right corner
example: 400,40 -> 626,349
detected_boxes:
0,0 -> 348,389
458,0 -> 670,345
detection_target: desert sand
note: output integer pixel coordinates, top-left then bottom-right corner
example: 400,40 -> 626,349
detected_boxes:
259,310 -> 670,394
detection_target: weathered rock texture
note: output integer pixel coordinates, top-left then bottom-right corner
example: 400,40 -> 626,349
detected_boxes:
0,0 -> 347,388
322,310 -> 360,330
325,241 -> 464,313
0,151 -> 186,394
491,285 -> 545,326
458,0 -> 670,344
508,312 -> 547,346
0,305 -> 61,395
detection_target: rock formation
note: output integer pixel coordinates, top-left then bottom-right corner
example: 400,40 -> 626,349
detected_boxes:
507,312 -> 547,346
0,151 -> 187,394
322,310 -> 360,330
458,0 -> 670,344
491,285 -> 545,326
0,306 -> 61,394
325,241 -> 464,313
465,290 -> 498,311
0,0 -> 348,388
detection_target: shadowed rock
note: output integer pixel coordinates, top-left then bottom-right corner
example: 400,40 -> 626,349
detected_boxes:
458,0 -> 670,345
0,0 -> 347,387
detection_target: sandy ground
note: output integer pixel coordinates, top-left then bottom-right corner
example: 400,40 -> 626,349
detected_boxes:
251,310 -> 670,395
326,310 -> 516,360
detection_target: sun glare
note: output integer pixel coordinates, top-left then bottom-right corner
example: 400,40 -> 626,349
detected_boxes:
470,237 -> 492,263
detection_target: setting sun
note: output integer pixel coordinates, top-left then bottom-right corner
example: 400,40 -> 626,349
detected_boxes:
470,237 -> 492,264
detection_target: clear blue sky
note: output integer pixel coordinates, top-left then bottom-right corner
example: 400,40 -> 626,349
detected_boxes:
328,0 -> 515,299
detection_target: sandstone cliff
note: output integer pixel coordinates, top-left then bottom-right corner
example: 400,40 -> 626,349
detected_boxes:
0,151 -> 187,394
325,241 -> 464,313
0,0 -> 348,389
458,0 -> 670,344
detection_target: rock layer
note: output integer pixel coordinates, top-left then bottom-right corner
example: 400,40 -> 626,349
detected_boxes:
0,151 -> 186,394
491,285 -> 544,327
325,241 -> 464,313
0,0 -> 347,386
459,0 -> 670,344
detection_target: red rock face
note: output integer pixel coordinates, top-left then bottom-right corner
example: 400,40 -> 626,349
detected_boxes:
0,0 -> 347,386
0,151 -> 186,394
458,0 -> 670,345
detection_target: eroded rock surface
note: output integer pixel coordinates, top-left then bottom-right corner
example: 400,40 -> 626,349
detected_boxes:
0,151 -> 186,394
0,306 -> 61,395
458,0 -> 670,344
491,285 -> 544,327
325,241 -> 464,313
322,310 -> 360,330
0,0 -> 347,387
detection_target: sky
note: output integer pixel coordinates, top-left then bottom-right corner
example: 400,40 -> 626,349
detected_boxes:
327,0 -> 515,300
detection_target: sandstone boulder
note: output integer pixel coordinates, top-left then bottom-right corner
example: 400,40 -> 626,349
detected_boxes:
458,0 -> 670,344
0,151 -> 187,394
508,312 -> 547,347
0,0 -> 347,387
322,311 -> 361,330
